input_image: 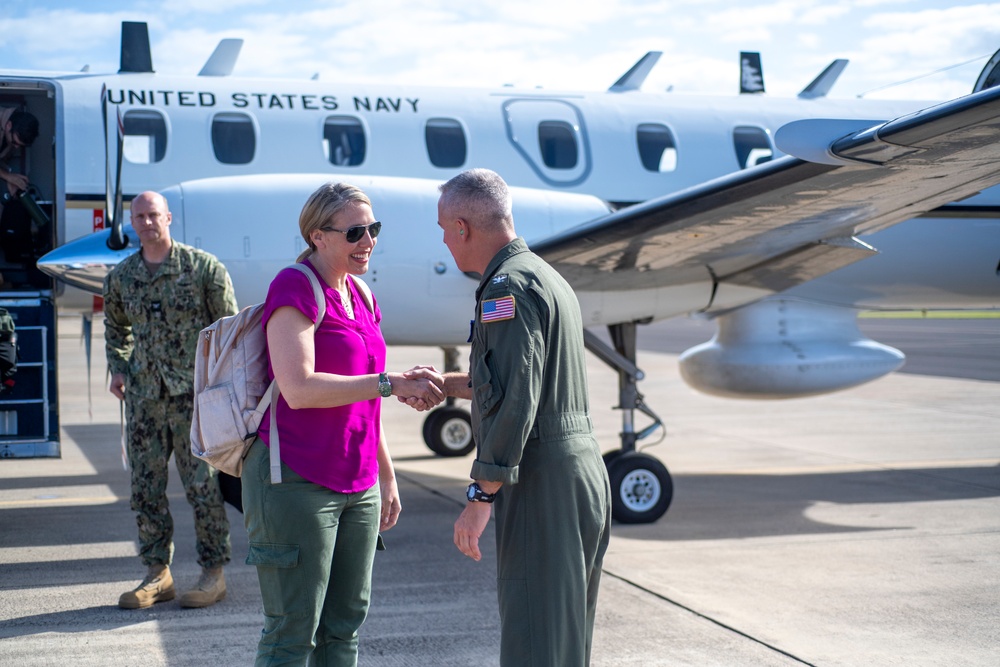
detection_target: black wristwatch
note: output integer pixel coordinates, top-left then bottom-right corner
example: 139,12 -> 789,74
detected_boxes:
377,372 -> 392,398
466,482 -> 496,504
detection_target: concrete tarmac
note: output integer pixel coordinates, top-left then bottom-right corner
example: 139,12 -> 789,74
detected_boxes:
1,317 -> 998,666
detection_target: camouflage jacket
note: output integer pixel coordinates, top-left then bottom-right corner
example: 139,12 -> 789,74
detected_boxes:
104,241 -> 238,400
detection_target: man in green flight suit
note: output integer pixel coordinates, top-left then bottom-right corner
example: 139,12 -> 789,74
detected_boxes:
104,191 -> 238,609
437,169 -> 612,666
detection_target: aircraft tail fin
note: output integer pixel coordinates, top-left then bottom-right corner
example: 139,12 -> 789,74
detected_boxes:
973,47 -> 1000,93
740,51 -> 765,94
118,21 -> 154,74
199,39 -> 244,77
609,51 -> 662,93
798,59 -> 849,99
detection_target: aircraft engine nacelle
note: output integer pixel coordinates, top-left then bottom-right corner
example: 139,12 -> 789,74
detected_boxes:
678,298 -> 905,398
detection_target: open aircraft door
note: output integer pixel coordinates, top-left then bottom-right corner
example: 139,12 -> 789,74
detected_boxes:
0,78 -> 61,458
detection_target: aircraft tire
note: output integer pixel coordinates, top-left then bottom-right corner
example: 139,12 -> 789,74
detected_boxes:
423,406 -> 475,457
608,452 -> 673,524
602,449 -> 625,468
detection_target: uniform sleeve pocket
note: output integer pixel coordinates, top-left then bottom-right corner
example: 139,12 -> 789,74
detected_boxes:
246,542 -> 300,568
472,350 -> 503,418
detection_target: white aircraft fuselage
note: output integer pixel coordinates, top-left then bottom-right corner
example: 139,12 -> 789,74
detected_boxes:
18,70 -> 997,347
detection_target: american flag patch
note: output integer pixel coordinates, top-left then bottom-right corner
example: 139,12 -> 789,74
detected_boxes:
481,296 -> 515,322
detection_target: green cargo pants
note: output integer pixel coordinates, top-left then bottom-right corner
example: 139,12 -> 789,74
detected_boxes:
242,439 -> 381,667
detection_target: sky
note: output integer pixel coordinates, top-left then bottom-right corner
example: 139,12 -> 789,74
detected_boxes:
2,0 -> 999,101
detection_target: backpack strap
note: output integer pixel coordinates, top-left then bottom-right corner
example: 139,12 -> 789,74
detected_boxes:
263,263 -> 325,484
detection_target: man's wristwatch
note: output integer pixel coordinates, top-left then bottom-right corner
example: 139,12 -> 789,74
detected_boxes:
377,372 -> 392,398
466,482 -> 497,503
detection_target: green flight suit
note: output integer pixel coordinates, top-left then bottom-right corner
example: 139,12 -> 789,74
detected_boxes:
104,241 -> 238,568
469,238 -> 612,667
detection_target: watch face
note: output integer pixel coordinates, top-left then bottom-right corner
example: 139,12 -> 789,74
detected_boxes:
466,483 -> 494,502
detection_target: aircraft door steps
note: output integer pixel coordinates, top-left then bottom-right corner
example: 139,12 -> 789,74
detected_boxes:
0,294 -> 59,458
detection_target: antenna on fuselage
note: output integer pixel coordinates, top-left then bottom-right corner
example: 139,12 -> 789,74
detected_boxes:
119,21 -> 154,74
199,39 -> 244,76
608,51 -> 662,92
740,51 -> 765,94
798,59 -> 849,99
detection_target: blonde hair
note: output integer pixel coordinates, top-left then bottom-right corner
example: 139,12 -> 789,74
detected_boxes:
297,182 -> 372,261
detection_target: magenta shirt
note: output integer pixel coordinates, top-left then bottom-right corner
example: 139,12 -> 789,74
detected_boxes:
258,260 -> 386,493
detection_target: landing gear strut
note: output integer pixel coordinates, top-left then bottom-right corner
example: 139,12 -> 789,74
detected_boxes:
584,322 -> 672,524
419,325 -> 673,524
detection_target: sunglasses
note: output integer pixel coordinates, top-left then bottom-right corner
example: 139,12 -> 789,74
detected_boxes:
321,220 -> 382,243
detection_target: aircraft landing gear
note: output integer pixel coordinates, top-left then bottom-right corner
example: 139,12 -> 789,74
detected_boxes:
420,328 -> 673,524
423,406 -> 474,457
422,346 -> 475,457
608,452 -> 673,524
584,322 -> 672,524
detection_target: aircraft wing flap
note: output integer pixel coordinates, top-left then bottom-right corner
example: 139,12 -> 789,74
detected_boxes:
534,85 -> 1000,294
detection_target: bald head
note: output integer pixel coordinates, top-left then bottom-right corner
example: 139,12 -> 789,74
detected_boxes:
130,191 -> 173,253
131,191 -> 169,213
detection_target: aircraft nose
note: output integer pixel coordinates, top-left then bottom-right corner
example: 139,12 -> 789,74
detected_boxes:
36,226 -> 138,295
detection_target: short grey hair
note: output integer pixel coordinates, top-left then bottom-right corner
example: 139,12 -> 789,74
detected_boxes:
439,168 -> 513,234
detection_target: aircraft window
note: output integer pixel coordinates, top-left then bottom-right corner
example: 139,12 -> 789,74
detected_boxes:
323,116 -> 366,166
123,110 -> 167,164
538,120 -> 578,170
733,126 -> 773,169
636,123 -> 677,172
211,113 -> 256,164
425,118 -> 467,168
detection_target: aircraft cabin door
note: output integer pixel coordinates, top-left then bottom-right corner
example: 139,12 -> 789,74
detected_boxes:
0,80 -> 60,458
502,99 -> 591,187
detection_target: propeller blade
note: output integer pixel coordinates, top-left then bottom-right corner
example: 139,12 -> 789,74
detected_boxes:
101,85 -> 113,227
107,106 -> 128,250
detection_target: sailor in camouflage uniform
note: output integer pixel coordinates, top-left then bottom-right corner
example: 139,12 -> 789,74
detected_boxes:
436,170 -> 612,666
104,191 -> 238,609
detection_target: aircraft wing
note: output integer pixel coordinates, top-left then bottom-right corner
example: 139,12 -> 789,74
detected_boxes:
533,85 -> 1000,296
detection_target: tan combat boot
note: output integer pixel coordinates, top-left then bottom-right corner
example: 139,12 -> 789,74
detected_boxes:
119,563 -> 175,609
178,567 -> 226,608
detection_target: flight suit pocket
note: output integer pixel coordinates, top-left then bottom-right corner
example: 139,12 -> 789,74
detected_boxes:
246,542 -> 299,568
472,350 -> 503,418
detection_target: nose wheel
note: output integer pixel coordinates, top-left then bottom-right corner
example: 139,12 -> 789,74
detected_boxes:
422,406 -> 475,457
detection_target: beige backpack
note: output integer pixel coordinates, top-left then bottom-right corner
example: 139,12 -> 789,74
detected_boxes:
190,264 -> 371,483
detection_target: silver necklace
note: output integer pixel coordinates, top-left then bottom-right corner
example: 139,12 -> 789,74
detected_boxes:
340,290 -> 354,319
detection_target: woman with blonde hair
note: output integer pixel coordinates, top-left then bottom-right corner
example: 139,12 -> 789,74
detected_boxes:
243,182 -> 443,666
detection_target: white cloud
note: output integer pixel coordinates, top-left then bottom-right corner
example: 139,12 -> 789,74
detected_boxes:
2,0 -> 996,100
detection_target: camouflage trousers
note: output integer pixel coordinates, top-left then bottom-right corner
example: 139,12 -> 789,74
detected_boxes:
125,390 -> 231,569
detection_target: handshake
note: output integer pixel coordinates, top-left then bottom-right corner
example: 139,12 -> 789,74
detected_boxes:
386,366 -> 450,412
